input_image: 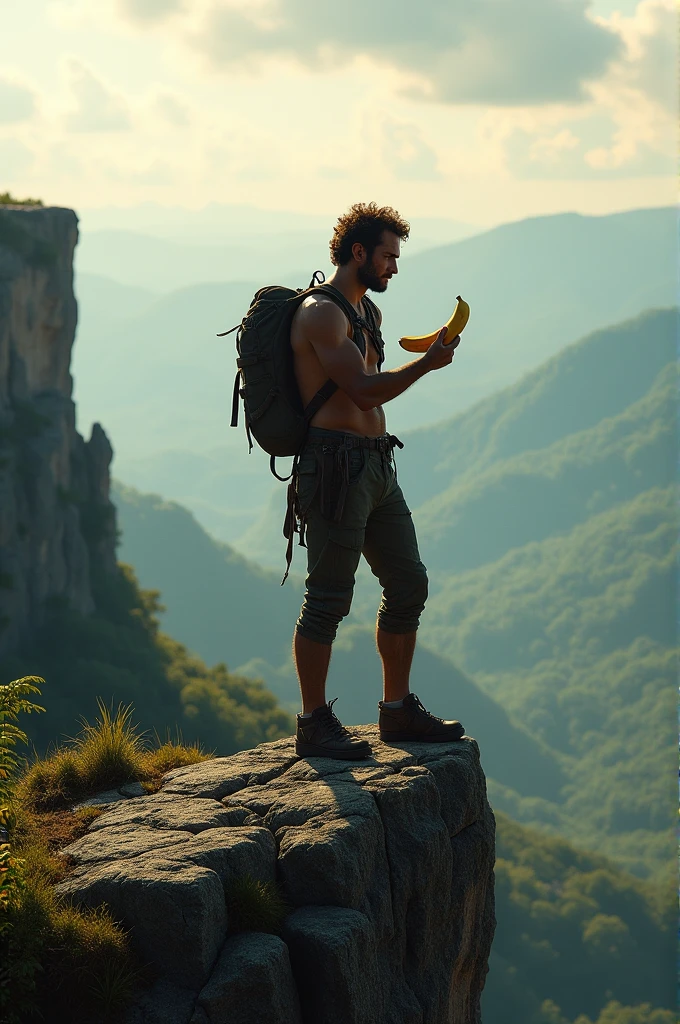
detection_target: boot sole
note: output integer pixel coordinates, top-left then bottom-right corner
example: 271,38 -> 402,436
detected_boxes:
295,739 -> 373,760
379,730 -> 465,743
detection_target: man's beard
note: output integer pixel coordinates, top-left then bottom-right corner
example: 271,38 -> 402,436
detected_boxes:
357,259 -> 389,293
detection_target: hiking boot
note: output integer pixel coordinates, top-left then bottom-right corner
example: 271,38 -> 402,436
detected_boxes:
296,698 -> 372,760
378,692 -> 465,743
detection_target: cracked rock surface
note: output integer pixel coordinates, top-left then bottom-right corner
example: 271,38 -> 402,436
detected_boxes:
58,731 -> 495,1024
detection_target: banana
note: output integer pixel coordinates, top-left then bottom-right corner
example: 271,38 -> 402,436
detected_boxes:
398,295 -> 470,353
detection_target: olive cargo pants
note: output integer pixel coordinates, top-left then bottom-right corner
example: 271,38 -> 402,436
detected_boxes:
294,428 -> 428,645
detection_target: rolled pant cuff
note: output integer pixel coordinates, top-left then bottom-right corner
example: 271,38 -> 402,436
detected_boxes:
376,616 -> 421,635
295,622 -> 336,646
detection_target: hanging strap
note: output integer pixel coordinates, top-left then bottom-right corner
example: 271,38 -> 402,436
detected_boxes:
230,370 -> 241,428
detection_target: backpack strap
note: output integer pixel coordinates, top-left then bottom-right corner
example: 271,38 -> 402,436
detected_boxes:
361,294 -> 385,370
310,283 -> 369,358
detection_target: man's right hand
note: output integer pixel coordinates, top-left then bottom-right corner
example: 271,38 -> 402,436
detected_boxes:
421,327 -> 460,371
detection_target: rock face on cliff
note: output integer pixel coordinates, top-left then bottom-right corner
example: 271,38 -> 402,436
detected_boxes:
58,730 -> 496,1024
0,205 -> 116,657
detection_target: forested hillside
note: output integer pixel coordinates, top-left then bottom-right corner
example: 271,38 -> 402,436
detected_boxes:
0,559 -> 295,754
421,486 -> 676,878
113,483 -> 302,669
483,814 -> 675,1024
391,306 -> 675,509
416,360 -> 674,572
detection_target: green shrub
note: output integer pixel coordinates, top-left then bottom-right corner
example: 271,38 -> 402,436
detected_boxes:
574,1001 -> 677,1024
0,192 -> 43,207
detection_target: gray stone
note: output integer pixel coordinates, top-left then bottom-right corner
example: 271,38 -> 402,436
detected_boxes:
170,826 -> 277,887
283,906 -> 380,1024
72,789 -> 125,810
0,206 -> 117,660
87,792 -> 234,834
56,858 -> 226,989
60,824 -> 189,865
123,980 -> 196,1024
192,932 -> 301,1024
119,781 -> 147,798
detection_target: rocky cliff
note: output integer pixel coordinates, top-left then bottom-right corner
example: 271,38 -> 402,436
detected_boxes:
0,205 -> 116,657
58,731 -> 496,1024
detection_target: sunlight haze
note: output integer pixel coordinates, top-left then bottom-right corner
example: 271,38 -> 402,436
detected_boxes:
1,0 -> 676,223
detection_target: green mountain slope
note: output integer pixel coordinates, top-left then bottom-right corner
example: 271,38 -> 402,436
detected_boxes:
112,482 -> 303,670
421,487 -> 676,877
483,813 -> 675,1024
397,307 -> 676,509
0,561 -> 295,755
416,359 -> 675,572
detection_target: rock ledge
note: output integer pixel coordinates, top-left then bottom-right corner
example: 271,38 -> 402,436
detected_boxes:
58,729 -> 495,1024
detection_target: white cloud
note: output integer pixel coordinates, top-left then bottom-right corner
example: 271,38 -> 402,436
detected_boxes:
0,138 -> 35,176
153,91 -> 191,126
111,0 -> 623,107
599,0 -> 677,112
0,77 -> 37,123
64,60 -> 132,132
374,118 -> 442,182
116,0 -> 185,25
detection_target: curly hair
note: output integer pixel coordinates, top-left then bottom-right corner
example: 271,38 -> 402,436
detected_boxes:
329,202 -> 410,267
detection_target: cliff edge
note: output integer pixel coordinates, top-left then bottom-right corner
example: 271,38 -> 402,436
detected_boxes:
58,730 -> 496,1024
0,205 -> 116,657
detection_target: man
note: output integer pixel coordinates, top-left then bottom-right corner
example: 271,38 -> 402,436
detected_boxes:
291,202 -> 465,760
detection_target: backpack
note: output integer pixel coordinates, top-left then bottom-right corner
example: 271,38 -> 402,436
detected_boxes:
220,271 -> 384,480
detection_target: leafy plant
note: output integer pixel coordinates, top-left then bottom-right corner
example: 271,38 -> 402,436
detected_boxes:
0,677 -> 45,823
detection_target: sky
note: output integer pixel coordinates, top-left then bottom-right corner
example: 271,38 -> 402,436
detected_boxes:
1,0 -> 676,226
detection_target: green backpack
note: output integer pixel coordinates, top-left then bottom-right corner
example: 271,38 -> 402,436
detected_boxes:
220,271 -> 384,480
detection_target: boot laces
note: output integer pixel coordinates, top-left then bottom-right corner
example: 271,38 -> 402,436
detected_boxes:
412,694 -> 443,723
317,697 -> 349,738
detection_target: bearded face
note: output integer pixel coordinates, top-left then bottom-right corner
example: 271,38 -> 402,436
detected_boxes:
357,257 -> 388,293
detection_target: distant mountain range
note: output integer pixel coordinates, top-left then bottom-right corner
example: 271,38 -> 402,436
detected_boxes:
75,202 -> 480,289
72,205 -> 676,471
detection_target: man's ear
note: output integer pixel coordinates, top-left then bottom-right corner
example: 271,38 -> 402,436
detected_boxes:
352,241 -> 366,264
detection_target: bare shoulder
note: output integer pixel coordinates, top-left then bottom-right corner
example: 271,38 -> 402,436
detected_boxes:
294,294 -> 348,341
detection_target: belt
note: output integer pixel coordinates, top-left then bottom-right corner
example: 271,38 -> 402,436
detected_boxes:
306,430 -> 404,454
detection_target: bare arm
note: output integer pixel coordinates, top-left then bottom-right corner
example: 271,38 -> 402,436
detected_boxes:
303,302 -> 456,412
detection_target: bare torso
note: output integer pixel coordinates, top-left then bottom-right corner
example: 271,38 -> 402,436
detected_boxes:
291,295 -> 386,437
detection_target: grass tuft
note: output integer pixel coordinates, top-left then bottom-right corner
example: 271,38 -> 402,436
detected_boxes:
225,874 -> 291,935
142,734 -> 211,777
45,904 -> 138,1021
73,701 -> 146,794
21,705 -> 209,811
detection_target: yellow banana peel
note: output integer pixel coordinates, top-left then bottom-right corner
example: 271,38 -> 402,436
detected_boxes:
399,295 -> 470,353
